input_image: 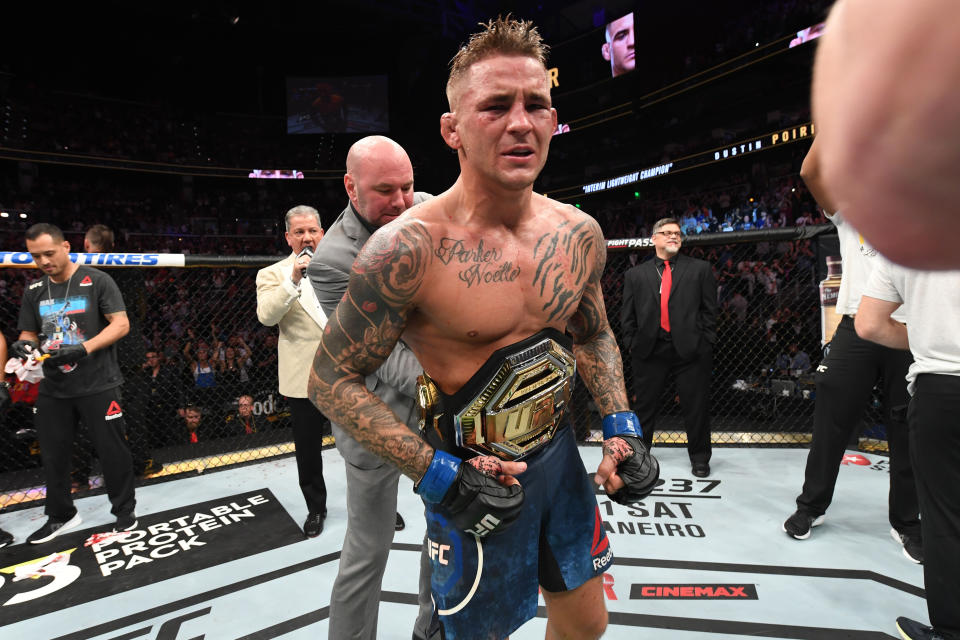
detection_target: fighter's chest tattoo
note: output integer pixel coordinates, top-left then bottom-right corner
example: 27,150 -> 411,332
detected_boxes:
434,237 -> 521,288
532,221 -> 594,322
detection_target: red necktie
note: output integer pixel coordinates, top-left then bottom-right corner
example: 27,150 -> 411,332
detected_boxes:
660,261 -> 672,332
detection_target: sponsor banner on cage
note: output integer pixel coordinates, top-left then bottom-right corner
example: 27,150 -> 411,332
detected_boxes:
0,252 -> 185,268
606,237 -> 654,249
0,489 -> 302,624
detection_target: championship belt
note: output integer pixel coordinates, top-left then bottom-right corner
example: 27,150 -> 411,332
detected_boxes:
418,330 -> 576,461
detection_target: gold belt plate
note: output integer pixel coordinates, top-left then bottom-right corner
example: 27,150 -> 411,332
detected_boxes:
453,337 -> 576,460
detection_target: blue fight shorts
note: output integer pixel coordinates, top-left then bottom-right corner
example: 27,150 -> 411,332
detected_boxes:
424,424 -> 612,639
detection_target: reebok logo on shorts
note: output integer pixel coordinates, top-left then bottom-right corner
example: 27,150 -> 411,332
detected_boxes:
591,506 -> 613,571
105,400 -> 123,420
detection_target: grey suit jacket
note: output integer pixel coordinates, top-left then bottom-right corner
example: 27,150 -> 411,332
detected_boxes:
306,194 -> 431,467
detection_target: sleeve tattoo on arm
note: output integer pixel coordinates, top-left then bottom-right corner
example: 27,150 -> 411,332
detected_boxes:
564,217 -> 630,415
309,220 -> 436,479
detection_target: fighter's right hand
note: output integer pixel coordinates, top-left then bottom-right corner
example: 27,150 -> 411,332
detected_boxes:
10,340 -> 39,361
416,451 -> 525,538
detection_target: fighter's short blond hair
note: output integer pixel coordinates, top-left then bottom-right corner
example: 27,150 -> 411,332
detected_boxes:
446,15 -> 549,107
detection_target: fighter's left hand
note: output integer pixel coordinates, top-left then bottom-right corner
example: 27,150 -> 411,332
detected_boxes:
595,435 -> 659,505
45,344 -> 88,366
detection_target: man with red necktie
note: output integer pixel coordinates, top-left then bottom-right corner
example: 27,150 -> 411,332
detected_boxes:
621,217 -> 718,477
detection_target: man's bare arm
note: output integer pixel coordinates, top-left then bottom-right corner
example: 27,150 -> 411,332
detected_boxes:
564,217 -> 630,415
308,220 -> 436,480
82,311 -> 129,354
854,296 -> 908,350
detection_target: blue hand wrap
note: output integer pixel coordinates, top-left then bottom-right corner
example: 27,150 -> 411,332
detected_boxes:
602,411 -> 643,439
415,450 -> 461,504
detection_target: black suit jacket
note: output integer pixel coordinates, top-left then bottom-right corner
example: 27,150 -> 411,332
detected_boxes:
621,253 -> 718,360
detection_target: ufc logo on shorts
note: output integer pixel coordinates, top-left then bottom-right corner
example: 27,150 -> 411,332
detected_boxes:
469,514 -> 501,537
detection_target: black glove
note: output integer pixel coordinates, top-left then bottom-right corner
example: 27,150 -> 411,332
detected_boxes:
416,450 -> 524,538
608,435 -> 660,505
45,344 -> 88,366
10,340 -> 39,361
440,461 -> 525,538
0,383 -> 9,410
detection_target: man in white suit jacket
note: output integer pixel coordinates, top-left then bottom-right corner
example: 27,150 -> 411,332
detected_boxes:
256,205 -> 329,537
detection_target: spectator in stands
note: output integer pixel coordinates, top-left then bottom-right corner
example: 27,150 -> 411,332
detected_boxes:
131,350 -> 181,449
177,404 -> 207,444
225,394 -> 266,435
727,287 -> 749,324
776,343 -> 811,378
183,332 -> 218,411
84,224 -> 114,252
253,333 -> 279,387
217,345 -> 252,400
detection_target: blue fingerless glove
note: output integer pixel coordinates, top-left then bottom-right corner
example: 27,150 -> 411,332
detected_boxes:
602,411 -> 643,439
415,450 -> 461,504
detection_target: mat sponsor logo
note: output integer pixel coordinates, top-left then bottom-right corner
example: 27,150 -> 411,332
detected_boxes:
631,583 -> 758,600
594,475 -> 718,539
841,454 -> 871,466
0,489 -> 302,625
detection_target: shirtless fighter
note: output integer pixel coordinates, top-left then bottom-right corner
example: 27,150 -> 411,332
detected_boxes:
308,17 -> 658,640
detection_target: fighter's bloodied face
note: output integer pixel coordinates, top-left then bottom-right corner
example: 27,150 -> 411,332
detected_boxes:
285,214 -> 324,255
26,233 -> 72,280
345,150 -> 415,228
445,54 -> 557,191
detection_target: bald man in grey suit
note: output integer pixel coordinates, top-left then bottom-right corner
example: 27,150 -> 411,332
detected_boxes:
307,136 -> 435,640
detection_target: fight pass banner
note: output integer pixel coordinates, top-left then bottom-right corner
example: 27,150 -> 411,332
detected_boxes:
0,489 -> 303,624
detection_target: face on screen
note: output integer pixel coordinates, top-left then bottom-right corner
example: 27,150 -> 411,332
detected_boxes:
602,12 -> 635,77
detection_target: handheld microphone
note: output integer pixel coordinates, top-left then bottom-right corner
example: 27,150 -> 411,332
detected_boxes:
295,246 -> 314,279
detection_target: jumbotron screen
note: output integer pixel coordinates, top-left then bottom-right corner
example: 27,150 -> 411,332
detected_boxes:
286,76 -> 389,134
548,9 -> 635,95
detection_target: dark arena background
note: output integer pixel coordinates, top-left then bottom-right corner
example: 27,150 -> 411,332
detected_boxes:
0,2 -> 926,639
